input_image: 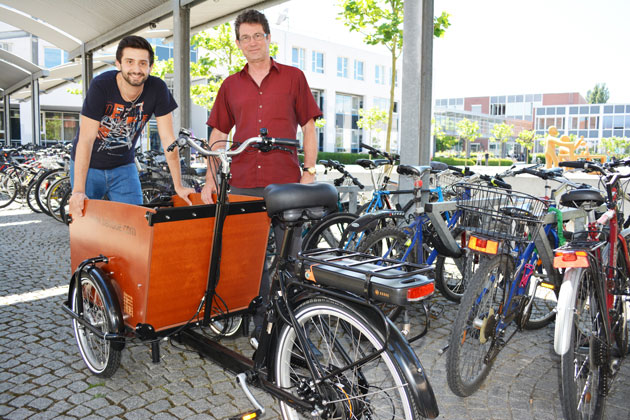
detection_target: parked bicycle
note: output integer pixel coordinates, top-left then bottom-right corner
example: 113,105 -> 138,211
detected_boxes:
553,159 -> 630,420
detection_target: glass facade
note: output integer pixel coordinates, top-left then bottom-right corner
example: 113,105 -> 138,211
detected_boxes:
311,51 -> 324,74
292,47 -> 305,70
335,93 -> 362,153
41,111 -> 79,143
337,57 -> 348,78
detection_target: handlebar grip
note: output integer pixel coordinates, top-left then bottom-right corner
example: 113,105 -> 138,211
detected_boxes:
559,161 -> 591,169
270,138 -> 300,147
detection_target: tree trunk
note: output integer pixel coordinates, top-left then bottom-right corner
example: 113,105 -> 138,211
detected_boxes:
385,44 -> 397,153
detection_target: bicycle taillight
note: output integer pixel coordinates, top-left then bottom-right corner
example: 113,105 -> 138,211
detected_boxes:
553,250 -> 589,268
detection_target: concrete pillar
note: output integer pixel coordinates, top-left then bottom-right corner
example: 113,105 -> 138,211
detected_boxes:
81,44 -> 93,101
172,0 -> 191,162
400,0 -> 434,166
31,76 -> 41,145
3,95 -> 10,146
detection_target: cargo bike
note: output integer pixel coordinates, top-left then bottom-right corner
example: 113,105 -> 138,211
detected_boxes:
62,130 -> 440,419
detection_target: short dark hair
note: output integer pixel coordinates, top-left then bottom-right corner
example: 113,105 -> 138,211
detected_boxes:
116,35 -> 154,66
234,10 -> 270,40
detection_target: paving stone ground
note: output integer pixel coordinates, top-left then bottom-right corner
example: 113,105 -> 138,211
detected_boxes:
1,201 -> 629,419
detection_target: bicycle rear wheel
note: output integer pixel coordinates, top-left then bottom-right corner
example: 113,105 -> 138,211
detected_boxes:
560,267 -> 607,420
446,253 -> 513,397
275,298 -> 418,419
301,212 -> 357,251
522,259 -> 559,330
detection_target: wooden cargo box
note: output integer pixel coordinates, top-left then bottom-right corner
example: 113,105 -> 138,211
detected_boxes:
69,193 -> 269,332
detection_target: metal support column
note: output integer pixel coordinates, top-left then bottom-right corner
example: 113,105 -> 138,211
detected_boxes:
81,44 -> 93,101
3,95 -> 10,146
400,0 -> 434,167
172,0 -> 191,163
31,76 -> 41,146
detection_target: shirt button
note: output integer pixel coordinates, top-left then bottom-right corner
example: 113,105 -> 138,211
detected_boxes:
258,119 -> 261,123
259,92 -> 263,95
259,105 -> 263,108
257,165 -> 261,168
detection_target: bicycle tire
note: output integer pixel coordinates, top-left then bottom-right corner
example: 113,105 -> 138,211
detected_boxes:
59,188 -> 72,225
446,253 -> 514,397
26,179 -> 42,213
46,177 -> 71,223
72,272 -> 123,377
0,172 -> 18,208
357,226 -> 417,262
274,297 -> 418,419
614,233 -> 630,355
141,182 -> 167,204
435,251 -> 480,303
559,267 -> 606,420
301,212 -> 358,251
34,168 -> 65,216
522,257 -> 559,330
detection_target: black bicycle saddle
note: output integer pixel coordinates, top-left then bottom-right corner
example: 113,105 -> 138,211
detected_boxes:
263,182 -> 338,220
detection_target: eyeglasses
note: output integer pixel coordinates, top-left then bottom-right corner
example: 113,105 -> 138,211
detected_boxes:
239,33 -> 268,44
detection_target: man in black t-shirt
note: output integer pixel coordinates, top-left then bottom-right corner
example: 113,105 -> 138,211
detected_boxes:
69,35 -> 193,216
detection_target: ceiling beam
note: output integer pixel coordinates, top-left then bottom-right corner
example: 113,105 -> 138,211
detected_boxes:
68,2 -> 174,60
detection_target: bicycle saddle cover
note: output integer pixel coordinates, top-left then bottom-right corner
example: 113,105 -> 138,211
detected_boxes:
264,182 -> 338,220
560,188 -> 605,209
397,164 -> 432,177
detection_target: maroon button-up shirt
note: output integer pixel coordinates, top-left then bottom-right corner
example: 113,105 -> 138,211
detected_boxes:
207,59 -> 322,188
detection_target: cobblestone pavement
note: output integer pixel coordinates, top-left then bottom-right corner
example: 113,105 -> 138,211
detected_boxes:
1,202 -> 629,420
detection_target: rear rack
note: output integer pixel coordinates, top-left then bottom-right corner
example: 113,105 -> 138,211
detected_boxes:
300,248 -> 435,306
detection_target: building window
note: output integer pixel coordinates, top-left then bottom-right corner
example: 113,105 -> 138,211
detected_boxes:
337,57 -> 348,78
292,47 -> 305,70
375,65 -> 385,84
44,47 -> 69,68
41,111 -> 79,143
490,104 -> 505,116
312,51 -> 324,74
335,93 -> 363,152
311,89 -> 325,151
354,60 -> 364,81
154,42 -> 198,63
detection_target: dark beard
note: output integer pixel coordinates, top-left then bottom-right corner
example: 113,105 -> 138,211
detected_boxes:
121,71 -> 148,87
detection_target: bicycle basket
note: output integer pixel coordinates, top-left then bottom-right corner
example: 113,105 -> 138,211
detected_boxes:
454,183 -> 549,243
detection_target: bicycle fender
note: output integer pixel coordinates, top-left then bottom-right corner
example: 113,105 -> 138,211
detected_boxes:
554,267 -> 581,355
385,318 -> 439,418
346,210 -> 405,232
68,264 -> 126,351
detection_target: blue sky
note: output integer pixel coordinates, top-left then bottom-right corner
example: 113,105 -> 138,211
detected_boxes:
265,0 -> 630,103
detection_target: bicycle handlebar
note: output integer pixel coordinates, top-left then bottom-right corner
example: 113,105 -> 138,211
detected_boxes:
359,142 -> 399,163
319,159 -> 364,189
168,129 -> 299,157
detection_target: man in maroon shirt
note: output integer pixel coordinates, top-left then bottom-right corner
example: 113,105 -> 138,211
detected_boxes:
201,9 -> 322,343
201,9 -> 321,202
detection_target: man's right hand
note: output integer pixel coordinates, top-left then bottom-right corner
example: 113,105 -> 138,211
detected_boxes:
69,192 -> 87,217
200,183 -> 216,204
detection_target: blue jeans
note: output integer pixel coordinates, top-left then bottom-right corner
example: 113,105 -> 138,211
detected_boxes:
70,161 -> 143,205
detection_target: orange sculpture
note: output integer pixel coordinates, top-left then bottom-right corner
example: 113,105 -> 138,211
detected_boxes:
544,126 -> 605,168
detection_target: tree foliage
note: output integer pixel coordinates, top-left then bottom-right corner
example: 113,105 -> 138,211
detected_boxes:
338,0 -> 450,151
357,107 -> 388,148
151,23 -> 277,111
489,122 -> 514,160
432,117 -> 458,152
456,118 -> 479,158
586,83 -> 609,104
601,136 -> 630,156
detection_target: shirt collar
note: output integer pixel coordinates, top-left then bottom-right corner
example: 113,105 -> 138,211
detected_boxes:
240,58 -> 279,77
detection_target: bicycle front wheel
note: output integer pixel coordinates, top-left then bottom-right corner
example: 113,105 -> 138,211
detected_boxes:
275,298 -> 418,419
446,253 -> 513,397
560,267 -> 606,420
0,172 -> 18,208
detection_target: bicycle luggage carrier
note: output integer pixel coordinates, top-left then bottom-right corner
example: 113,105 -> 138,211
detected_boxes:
300,248 -> 435,306
454,183 -> 549,243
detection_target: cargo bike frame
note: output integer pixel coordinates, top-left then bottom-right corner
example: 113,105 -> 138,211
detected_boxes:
62,129 -> 439,419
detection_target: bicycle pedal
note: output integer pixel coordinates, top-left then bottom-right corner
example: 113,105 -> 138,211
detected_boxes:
233,372 -> 265,418
229,409 -> 263,420
429,303 -> 444,318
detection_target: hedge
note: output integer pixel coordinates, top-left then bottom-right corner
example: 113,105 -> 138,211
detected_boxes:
299,152 -> 371,164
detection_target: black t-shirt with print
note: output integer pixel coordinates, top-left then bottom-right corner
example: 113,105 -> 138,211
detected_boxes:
71,70 -> 177,170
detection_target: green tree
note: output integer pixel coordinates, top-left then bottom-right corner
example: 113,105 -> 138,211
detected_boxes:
490,122 -> 514,161
151,23 -> 278,111
432,117 -> 458,152
338,0 -> 450,152
586,83 -> 610,104
601,136 -> 630,156
357,107 -> 388,149
456,118 -> 479,159
515,129 -> 538,163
